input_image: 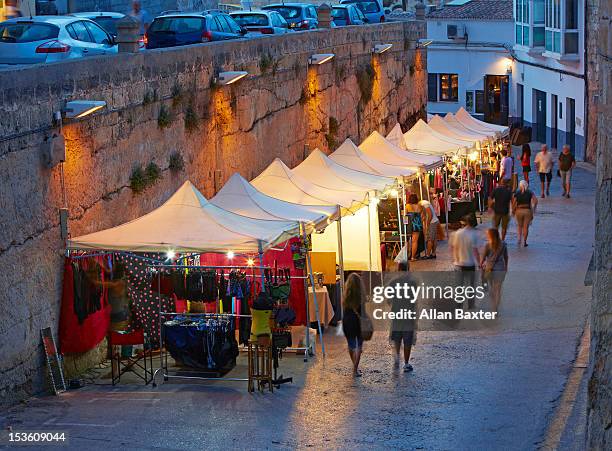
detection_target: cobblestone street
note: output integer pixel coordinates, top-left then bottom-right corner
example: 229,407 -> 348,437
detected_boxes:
0,162 -> 595,450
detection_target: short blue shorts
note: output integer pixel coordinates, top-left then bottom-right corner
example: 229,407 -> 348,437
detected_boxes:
346,336 -> 363,351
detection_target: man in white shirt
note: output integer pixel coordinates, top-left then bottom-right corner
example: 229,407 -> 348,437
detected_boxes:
499,149 -> 514,184
129,1 -> 151,36
534,144 -> 554,198
418,199 -> 439,259
450,215 -> 480,308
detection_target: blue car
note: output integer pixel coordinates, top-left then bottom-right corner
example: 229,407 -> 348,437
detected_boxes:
339,0 -> 385,23
145,11 -> 246,49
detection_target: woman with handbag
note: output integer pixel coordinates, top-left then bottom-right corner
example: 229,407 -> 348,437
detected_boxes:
342,273 -> 367,377
480,228 -> 508,311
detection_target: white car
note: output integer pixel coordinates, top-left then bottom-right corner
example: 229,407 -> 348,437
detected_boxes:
0,15 -> 117,66
229,10 -> 290,35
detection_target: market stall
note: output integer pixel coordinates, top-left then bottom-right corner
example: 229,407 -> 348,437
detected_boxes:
454,107 -> 510,137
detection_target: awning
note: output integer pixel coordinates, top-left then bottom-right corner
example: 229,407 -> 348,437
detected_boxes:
68,181 -> 299,253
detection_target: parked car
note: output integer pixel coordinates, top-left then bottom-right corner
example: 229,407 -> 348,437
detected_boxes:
145,11 -> 246,49
340,0 -> 385,23
229,10 -> 290,35
261,3 -> 318,30
0,16 -> 117,65
332,4 -> 368,26
69,12 -> 125,38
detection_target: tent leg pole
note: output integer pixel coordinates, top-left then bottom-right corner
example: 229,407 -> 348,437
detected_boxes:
443,160 -> 450,238
367,193 -> 372,301
303,226 -> 325,356
258,241 -> 265,291
395,191 -> 403,251
300,224 -> 310,361
336,205 -> 345,302
418,173 -> 424,200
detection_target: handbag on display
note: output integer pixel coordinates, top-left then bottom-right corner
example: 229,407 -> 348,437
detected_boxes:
394,245 -> 408,264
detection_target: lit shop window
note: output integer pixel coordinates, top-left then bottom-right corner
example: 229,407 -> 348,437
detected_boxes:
439,74 -> 458,102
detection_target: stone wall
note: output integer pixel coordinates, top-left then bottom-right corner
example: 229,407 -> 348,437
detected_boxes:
66,0 -> 211,16
587,0 -> 612,446
0,22 -> 427,405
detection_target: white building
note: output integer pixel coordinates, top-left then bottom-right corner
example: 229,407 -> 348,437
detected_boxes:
425,0 -> 514,125
510,0 -> 585,159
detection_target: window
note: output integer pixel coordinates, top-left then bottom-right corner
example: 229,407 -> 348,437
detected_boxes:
83,21 -> 111,45
439,74 -> 459,102
545,0 -> 561,52
466,91 -> 474,112
67,21 -> 93,42
533,0 -> 545,46
543,0 -> 578,54
475,90 -> 485,114
428,73 -> 438,102
515,0 -> 530,46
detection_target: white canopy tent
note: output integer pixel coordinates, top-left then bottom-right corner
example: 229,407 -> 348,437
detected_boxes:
252,158 -> 382,272
429,114 -> 488,145
359,131 -> 427,169
329,139 -> 416,178
68,181 -> 299,254
402,120 -> 473,155
386,124 -> 406,150
362,129 -> 443,169
293,148 -> 395,193
210,173 -> 338,229
444,113 -> 496,141
455,107 -> 509,136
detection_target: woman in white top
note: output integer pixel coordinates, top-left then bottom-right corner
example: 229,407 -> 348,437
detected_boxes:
418,199 -> 439,259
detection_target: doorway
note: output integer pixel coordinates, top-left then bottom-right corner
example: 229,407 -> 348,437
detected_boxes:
517,83 -> 524,126
566,98 -> 576,152
533,89 -> 547,144
484,75 -> 509,125
551,94 -> 558,149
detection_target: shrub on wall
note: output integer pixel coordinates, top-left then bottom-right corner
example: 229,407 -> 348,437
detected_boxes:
130,161 -> 163,193
259,53 -> 274,73
158,105 -> 172,128
184,104 -> 199,132
357,63 -> 375,105
325,116 -> 340,149
169,152 -> 185,172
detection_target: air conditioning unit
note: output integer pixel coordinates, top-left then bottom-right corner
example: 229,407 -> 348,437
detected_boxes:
447,24 -> 466,40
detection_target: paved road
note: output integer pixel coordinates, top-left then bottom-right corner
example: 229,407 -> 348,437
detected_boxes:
0,163 -> 594,450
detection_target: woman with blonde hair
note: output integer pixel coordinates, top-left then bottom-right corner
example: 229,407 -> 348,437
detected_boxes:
342,273 -> 365,376
512,180 -> 538,247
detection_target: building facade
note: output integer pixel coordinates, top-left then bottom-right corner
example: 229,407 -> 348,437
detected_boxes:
425,1 -> 514,125
510,0 -> 586,159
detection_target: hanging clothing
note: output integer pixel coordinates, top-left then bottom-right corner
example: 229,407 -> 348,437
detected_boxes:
59,257 -> 111,354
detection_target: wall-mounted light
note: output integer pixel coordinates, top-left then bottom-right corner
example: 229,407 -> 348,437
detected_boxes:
372,44 -> 393,54
63,100 -> 106,119
417,39 -> 433,48
308,53 -> 334,65
215,71 -> 249,86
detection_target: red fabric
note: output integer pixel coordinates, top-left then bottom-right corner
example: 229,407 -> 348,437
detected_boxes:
380,243 -> 387,272
59,257 -> 111,354
199,237 -> 307,325
109,329 -> 144,346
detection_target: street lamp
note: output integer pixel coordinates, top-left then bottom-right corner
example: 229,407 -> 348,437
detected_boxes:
62,100 -> 107,119
372,44 -> 393,54
215,71 -> 249,85
308,53 -> 334,65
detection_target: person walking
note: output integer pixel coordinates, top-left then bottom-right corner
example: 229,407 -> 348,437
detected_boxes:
488,179 -> 513,241
342,273 -> 365,377
534,144 -> 554,198
480,228 -> 508,311
512,180 -> 538,247
450,215 -> 480,308
499,148 -> 514,185
405,194 -> 424,261
418,198 -> 439,259
558,144 -> 576,198
388,266 -> 416,372
129,1 -> 151,36
520,143 -> 532,183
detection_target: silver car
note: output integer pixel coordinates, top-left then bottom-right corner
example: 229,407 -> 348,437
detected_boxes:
0,16 -> 117,65
229,10 -> 290,36
69,11 -> 126,38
